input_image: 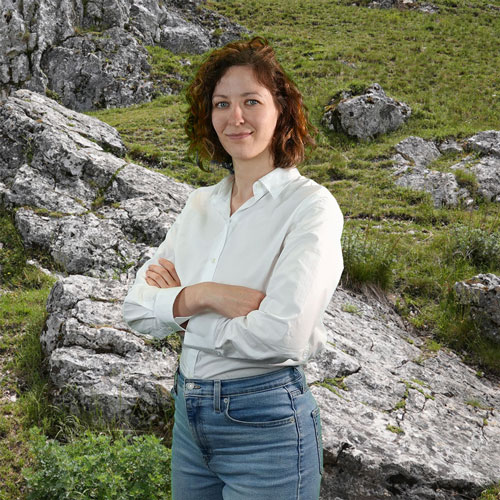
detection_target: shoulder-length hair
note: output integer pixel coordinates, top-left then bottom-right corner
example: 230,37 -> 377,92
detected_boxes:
184,36 -> 316,171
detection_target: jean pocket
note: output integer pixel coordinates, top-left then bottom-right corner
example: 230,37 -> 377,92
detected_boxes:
224,388 -> 296,428
311,406 -> 324,475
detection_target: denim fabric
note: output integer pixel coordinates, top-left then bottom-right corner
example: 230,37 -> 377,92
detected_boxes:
170,365 -> 323,500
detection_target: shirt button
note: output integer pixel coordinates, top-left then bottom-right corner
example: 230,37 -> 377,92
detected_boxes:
186,383 -> 194,390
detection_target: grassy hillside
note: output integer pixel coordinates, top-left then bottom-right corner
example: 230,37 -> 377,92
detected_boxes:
1,0 -> 499,497
88,0 -> 500,373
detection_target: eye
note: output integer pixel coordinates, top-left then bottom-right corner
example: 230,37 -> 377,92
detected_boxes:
246,99 -> 259,106
213,101 -> 229,109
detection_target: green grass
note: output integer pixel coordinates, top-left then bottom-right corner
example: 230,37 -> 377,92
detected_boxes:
2,0 -> 500,497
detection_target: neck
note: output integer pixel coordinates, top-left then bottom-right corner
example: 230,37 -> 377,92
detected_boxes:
231,153 -> 275,202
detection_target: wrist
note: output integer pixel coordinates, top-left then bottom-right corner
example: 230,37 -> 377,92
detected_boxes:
181,283 -> 211,315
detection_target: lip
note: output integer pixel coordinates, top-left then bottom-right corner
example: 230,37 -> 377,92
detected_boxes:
225,132 -> 253,139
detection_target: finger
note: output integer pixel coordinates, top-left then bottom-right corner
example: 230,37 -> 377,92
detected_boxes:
145,276 -> 159,288
158,257 -> 181,285
146,270 -> 170,288
148,265 -> 176,287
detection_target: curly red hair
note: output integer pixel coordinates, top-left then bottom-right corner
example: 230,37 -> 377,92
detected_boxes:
184,37 -> 316,171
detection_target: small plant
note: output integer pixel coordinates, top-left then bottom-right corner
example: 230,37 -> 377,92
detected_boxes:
341,303 -> 361,315
446,224 -> 500,270
478,481 -> 500,500
23,427 -> 172,499
341,227 -> 397,291
386,424 -> 404,435
45,88 -> 62,104
453,169 -> 478,196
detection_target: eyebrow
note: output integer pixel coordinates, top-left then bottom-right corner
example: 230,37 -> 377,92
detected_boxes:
212,92 -> 263,99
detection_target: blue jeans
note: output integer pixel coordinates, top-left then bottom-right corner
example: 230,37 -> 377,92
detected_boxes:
170,365 -> 323,500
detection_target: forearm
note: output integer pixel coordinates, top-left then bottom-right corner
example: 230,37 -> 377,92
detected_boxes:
173,283 -> 208,317
174,282 -> 265,319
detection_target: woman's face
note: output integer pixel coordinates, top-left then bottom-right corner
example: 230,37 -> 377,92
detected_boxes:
211,65 -> 280,166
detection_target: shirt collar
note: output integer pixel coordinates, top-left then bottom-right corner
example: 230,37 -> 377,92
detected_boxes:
255,166 -> 300,199
210,167 -> 300,218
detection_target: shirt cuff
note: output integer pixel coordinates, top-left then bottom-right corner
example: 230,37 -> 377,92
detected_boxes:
153,286 -> 192,334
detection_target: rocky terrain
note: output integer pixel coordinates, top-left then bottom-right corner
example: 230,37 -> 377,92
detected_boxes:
1,89 -> 499,499
0,0 -> 247,110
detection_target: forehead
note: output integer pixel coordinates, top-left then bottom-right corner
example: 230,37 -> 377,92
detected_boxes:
213,65 -> 272,96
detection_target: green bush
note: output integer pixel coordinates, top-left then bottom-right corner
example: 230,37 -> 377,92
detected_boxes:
23,427 -> 172,499
447,224 -> 500,270
341,227 -> 396,291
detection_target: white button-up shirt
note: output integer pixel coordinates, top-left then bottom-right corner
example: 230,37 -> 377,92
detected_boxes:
122,166 -> 344,379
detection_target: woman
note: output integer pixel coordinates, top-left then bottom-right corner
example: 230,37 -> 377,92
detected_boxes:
123,37 -> 343,500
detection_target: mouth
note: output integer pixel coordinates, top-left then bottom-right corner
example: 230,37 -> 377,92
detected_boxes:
225,132 -> 253,139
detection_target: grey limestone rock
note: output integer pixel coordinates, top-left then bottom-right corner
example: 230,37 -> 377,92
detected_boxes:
392,133 -> 500,207
40,27 -> 155,112
465,130 -> 500,158
367,0 -> 439,13
0,89 -> 193,276
454,274 -> 500,345
394,136 -> 441,169
321,83 -> 411,141
0,0 -> 247,111
313,288 -> 499,499
42,275 -> 178,428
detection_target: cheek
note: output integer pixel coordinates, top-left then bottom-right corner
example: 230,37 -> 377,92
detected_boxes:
211,112 -> 223,135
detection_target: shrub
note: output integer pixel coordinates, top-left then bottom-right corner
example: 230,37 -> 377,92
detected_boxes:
341,227 -> 396,291
23,427 -> 172,499
446,224 -> 500,270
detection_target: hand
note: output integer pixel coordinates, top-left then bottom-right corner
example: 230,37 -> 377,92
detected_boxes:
145,258 -> 181,289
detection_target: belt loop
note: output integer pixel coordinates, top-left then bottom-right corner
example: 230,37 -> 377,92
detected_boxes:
173,366 -> 179,395
214,379 -> 221,413
297,365 -> 306,394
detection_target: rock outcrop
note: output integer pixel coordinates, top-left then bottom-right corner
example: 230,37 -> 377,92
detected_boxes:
366,0 -> 439,14
1,91 -> 499,499
392,131 -> 500,207
321,83 -> 411,141
454,273 -> 500,345
42,274 -> 178,429
0,0 -> 247,111
0,89 -> 193,277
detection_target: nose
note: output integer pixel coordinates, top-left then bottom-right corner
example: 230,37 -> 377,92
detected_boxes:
228,104 -> 244,125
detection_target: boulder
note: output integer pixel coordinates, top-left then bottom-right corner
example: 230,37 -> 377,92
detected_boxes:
321,83 -> 411,140
393,136 -> 441,169
454,274 -> 500,345
0,89 -> 193,277
316,289 -> 499,499
40,27 -> 155,112
0,0 -> 247,110
392,133 -> 500,207
465,130 -> 500,158
42,274 -> 178,429
367,0 -> 439,13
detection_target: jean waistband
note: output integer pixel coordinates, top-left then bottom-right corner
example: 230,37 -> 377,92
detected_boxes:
173,365 -> 306,399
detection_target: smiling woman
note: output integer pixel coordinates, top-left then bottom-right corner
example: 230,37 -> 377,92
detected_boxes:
211,66 -> 280,174
122,36 -> 344,500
